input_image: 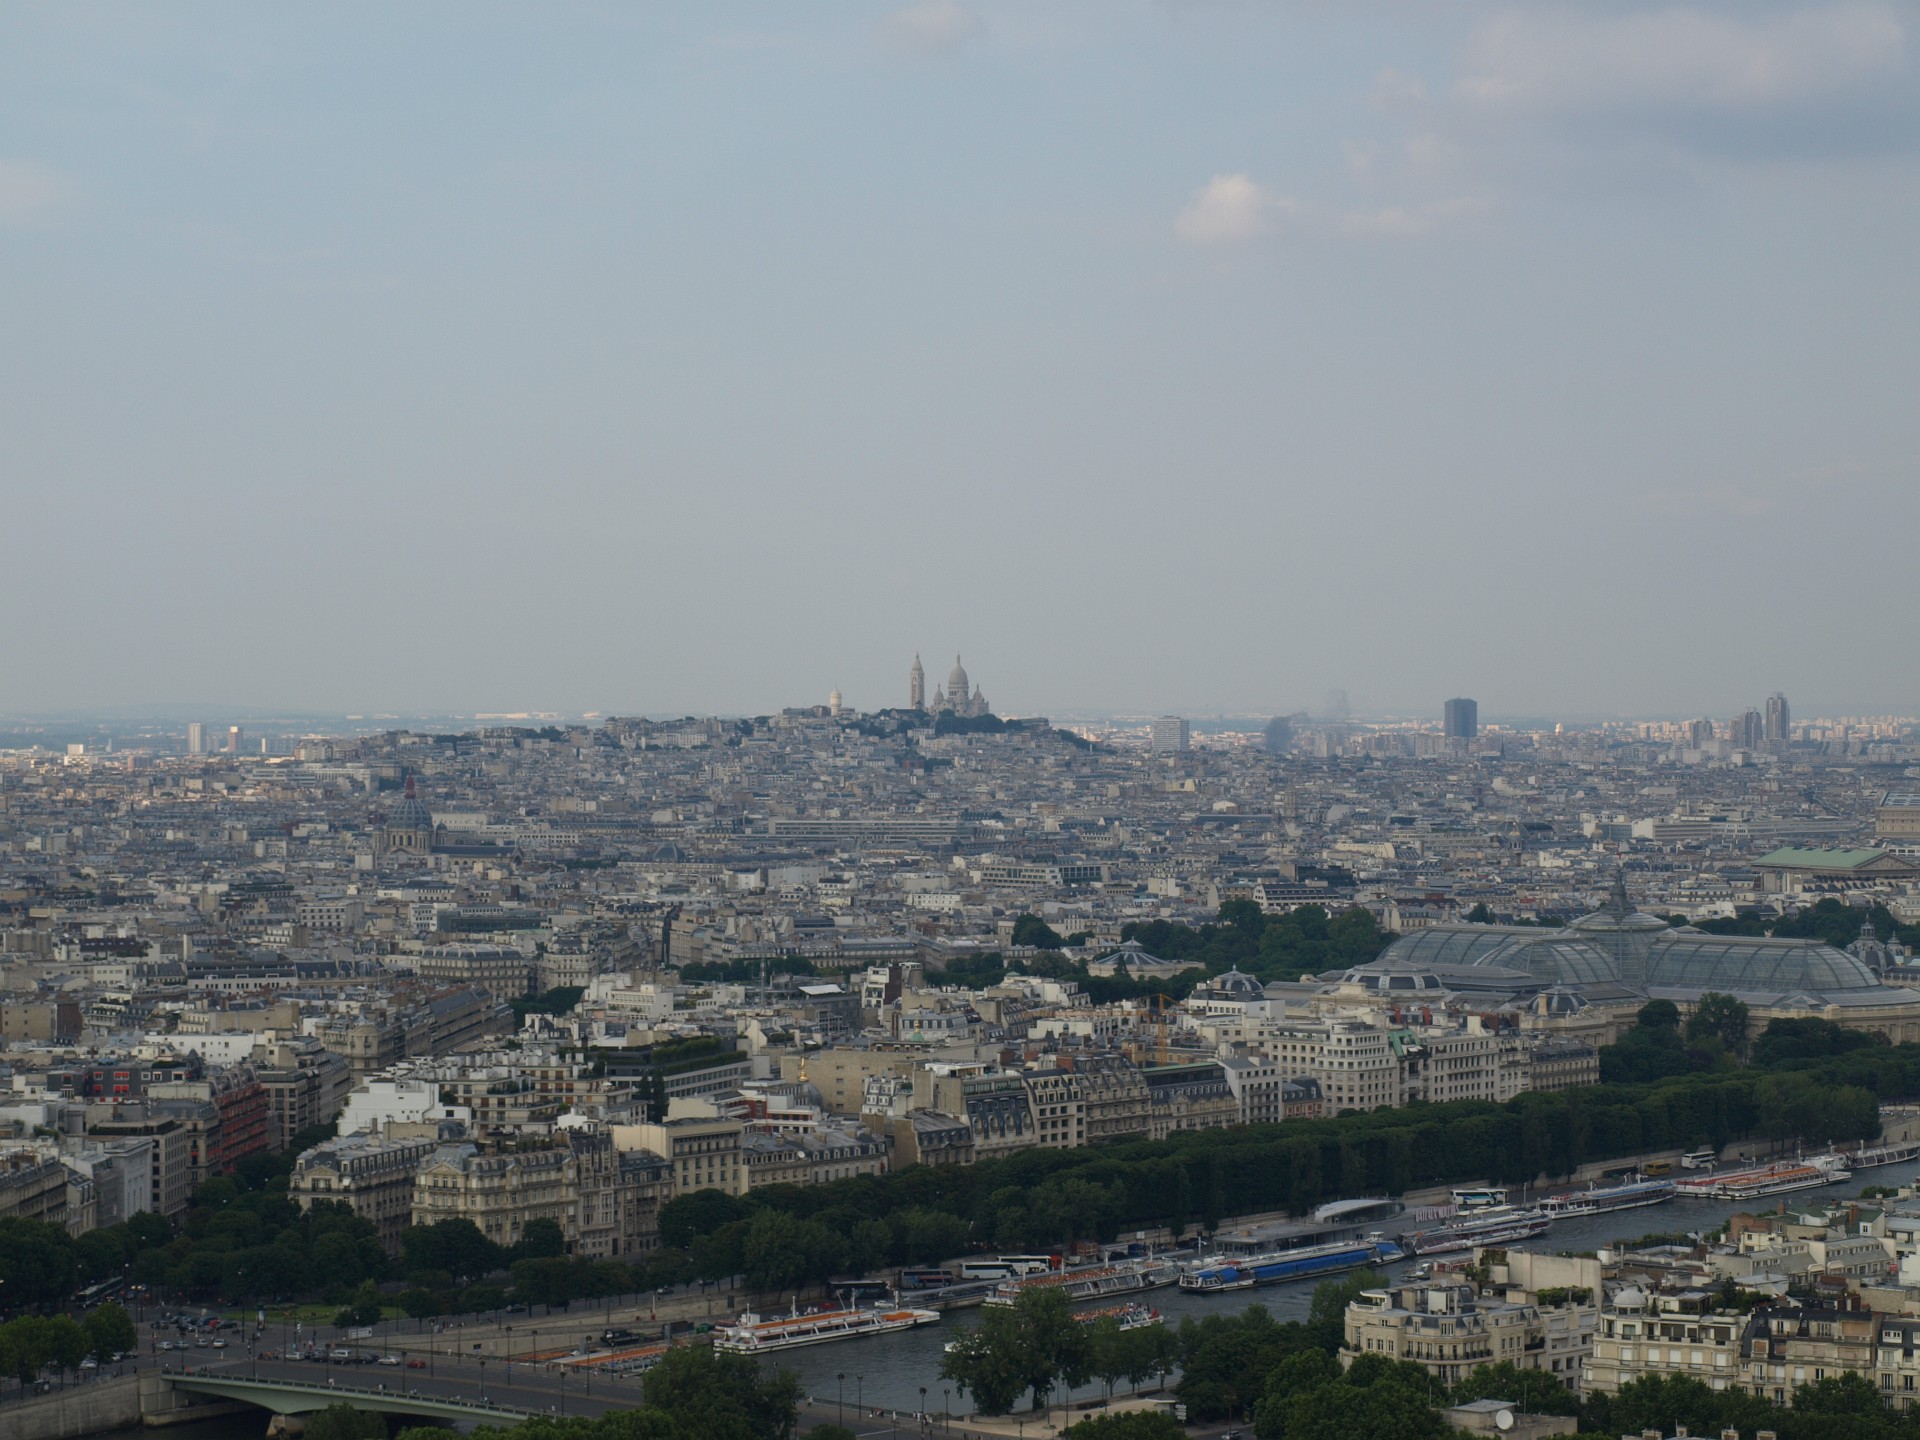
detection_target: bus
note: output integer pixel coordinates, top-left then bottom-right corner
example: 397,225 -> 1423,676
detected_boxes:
996,1255 -> 1059,1277
900,1269 -> 955,1291
957,1260 -> 1013,1282
75,1278 -> 128,1307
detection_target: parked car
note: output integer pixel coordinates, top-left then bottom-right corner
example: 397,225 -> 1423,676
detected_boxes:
406,1359 -> 427,1370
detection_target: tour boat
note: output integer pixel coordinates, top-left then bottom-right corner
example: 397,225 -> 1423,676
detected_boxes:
983,1257 -> 1180,1307
714,1302 -> 940,1354
1539,1177 -> 1676,1217
1404,1207 -> 1550,1256
1676,1156 -> 1849,1201
1840,1140 -> 1920,1170
1178,1235 -> 1404,1292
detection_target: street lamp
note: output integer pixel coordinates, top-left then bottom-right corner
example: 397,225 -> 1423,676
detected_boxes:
944,1387 -> 951,1428
920,1386 -> 928,1434
480,1355 -> 487,1403
838,1372 -> 846,1428
559,1367 -> 567,1417
858,1375 -> 864,1416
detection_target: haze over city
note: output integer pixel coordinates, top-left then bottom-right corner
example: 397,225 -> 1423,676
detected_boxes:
4,2 -> 1917,715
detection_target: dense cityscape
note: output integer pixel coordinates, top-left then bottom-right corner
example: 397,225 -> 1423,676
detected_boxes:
8,3 -> 1919,1440
8,671 -> 1920,1440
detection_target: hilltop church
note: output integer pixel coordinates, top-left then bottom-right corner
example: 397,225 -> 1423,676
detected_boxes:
909,654 -> 991,718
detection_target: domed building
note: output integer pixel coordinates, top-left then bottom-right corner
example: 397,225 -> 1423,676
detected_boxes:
927,654 -> 991,718
1344,873 -> 1920,1044
381,776 -> 435,858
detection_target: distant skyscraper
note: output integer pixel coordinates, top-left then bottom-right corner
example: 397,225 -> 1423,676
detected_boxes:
186,722 -> 204,755
1765,692 -> 1791,744
1263,715 -> 1293,756
226,725 -> 243,754
1150,717 -> 1190,753
909,654 -> 925,711
1686,718 -> 1714,749
1737,709 -> 1763,749
1443,698 -> 1478,740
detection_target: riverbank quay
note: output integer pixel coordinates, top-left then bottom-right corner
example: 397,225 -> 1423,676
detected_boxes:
0,1374 -> 252,1440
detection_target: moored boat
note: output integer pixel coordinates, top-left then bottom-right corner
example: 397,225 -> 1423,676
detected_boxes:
1690,1158 -> 1848,1200
1539,1177 -> 1676,1217
1405,1207 -> 1550,1256
1179,1235 -> 1404,1292
983,1257 -> 1180,1307
714,1302 -> 940,1354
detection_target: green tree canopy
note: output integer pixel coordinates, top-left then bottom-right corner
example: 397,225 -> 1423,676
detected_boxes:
1012,914 -> 1067,950
304,1403 -> 393,1440
1688,993 -> 1752,1057
1637,998 -> 1681,1030
83,1302 -> 137,1359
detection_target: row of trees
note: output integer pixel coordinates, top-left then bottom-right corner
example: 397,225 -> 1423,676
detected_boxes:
939,1288 -> 1180,1417
638,1032 -> 1895,1284
0,1304 -> 135,1386
1603,996 -> 1899,1086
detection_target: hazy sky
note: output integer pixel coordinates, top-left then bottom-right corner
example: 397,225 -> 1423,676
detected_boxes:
4,3 -> 1918,723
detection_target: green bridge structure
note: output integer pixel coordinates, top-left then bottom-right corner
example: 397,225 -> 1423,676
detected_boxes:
169,1372 -> 540,1424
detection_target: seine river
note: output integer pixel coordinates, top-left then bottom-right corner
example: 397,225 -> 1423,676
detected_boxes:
78,1158 -> 1920,1440
764,1159 -> 1920,1418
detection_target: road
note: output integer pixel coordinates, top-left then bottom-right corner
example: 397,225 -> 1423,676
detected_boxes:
165,1346 -> 651,1420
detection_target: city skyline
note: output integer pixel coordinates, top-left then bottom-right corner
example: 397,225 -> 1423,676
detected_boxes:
4,3 -> 1918,716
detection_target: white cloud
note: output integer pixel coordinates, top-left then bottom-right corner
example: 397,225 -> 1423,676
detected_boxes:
0,160 -> 75,228
876,0 -> 986,55
1175,173 -> 1290,244
1457,4 -> 1905,116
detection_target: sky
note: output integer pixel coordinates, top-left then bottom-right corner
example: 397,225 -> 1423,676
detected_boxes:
3,1 -> 1918,724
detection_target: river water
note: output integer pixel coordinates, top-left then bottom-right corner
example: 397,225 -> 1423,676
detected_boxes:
764,1158 -> 1920,1419
74,1159 -> 1920,1438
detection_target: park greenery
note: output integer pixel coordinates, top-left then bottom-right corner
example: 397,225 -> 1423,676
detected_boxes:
944,903 -> 1392,1002
0,1303 -> 135,1384
509,985 -> 586,1023
1600,994 -> 1892,1085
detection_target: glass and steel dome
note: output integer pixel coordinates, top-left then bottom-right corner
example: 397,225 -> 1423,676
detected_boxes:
1563,872 -> 1673,980
1643,936 -> 1880,993
1362,868 -> 1887,1001
1376,927 -> 1539,969
1474,934 -> 1621,987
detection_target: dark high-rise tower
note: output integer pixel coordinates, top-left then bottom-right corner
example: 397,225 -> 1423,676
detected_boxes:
1443,697 -> 1478,740
1765,692 -> 1791,744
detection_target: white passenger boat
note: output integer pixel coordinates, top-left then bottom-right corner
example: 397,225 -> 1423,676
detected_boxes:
714,1301 -> 940,1354
1539,1177 -> 1676,1217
